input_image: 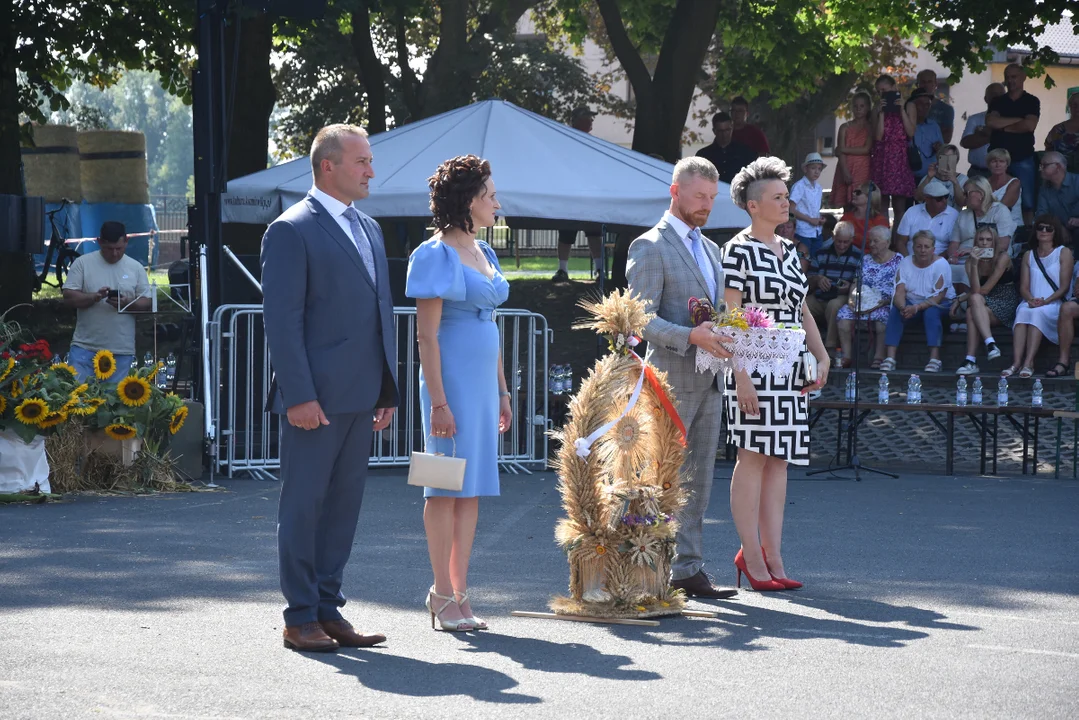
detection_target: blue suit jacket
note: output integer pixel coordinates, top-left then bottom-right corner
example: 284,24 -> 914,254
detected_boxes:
261,193 -> 399,415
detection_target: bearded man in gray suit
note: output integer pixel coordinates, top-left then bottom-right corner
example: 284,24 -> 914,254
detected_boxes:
262,124 -> 399,651
627,157 -> 737,599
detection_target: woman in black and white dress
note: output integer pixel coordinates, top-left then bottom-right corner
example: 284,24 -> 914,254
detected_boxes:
720,157 -> 830,591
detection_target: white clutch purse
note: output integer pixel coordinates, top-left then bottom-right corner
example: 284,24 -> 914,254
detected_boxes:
408,436 -> 466,491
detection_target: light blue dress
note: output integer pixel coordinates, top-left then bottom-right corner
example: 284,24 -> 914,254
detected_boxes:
405,239 -> 509,497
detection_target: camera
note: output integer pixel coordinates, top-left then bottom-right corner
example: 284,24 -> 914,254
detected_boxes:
882,91 -> 901,114
107,289 -> 119,299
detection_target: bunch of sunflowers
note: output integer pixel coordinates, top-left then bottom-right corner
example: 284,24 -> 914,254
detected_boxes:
0,324 -> 187,452
79,349 -> 188,453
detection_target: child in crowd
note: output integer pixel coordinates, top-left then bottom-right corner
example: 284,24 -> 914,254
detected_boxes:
790,152 -> 826,255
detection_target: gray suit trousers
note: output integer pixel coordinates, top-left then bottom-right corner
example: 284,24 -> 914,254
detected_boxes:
278,412 -> 373,626
671,384 -> 723,581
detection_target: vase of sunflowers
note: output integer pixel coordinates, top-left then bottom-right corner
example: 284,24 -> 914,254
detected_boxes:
79,349 -> 188,466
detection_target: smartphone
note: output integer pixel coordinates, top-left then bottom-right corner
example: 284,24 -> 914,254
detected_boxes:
972,247 -> 995,260
107,289 -> 119,300
882,91 -> 901,114
937,153 -> 957,176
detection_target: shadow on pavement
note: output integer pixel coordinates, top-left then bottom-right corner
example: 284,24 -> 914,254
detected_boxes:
455,632 -> 662,681
307,649 -> 542,704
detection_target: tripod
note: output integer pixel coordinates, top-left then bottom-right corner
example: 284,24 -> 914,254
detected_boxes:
807,183 -> 897,481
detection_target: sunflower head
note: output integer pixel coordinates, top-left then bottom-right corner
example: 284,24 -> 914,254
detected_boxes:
38,411 -> 68,429
0,356 -> 14,383
105,423 -> 138,441
15,397 -> 49,426
50,362 -> 78,378
0,394 -> 7,415
169,405 -> 189,435
93,349 -> 117,380
147,361 -> 164,380
117,376 -> 152,407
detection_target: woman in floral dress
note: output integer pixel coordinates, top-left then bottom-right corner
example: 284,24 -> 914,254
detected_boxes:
872,75 -> 916,229
836,225 -> 902,368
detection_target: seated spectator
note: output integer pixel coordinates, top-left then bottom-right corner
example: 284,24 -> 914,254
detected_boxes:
914,144 -> 967,209
986,148 -> 1023,232
880,230 -> 954,373
840,181 -> 890,250
946,175 -> 1017,288
1049,259 -> 1079,377
1005,215 -> 1075,378
729,96 -> 770,155
1043,92 -> 1079,173
61,221 -> 152,383
953,226 -> 1018,375
917,69 -> 955,143
896,179 -> 959,255
987,63 -> 1040,225
837,225 -> 901,369
790,152 -> 827,255
806,221 -> 863,357
1035,152 -> 1079,234
907,89 -> 943,182
961,83 -> 1007,178
832,92 -> 874,208
696,111 -> 758,184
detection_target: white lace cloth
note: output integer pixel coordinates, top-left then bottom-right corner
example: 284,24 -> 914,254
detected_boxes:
695,327 -> 806,379
849,284 -> 883,313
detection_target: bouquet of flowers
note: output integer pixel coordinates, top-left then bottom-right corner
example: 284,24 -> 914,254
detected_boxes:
689,297 -> 806,379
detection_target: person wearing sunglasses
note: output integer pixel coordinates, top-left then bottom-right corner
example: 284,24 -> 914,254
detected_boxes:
1005,215 -> 1074,378
840,181 -> 890,250
1035,151 -> 1079,233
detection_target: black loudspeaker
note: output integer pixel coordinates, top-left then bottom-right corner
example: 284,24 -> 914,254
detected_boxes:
0,194 -> 45,253
242,0 -> 327,18
387,257 -> 412,307
222,252 -> 263,305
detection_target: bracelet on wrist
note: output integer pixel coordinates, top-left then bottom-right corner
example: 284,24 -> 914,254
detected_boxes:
432,403 -> 448,411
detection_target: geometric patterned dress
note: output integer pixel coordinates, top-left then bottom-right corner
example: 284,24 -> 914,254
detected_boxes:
720,232 -> 811,465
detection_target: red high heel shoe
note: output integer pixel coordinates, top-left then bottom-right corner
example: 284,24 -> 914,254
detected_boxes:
761,548 -> 803,590
734,549 -> 785,591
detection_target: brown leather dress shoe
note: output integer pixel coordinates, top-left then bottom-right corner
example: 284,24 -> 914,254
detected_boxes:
283,622 -> 339,652
671,570 -> 738,599
321,619 -> 386,648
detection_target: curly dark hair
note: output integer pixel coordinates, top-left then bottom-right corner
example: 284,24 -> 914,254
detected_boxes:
428,155 -> 492,233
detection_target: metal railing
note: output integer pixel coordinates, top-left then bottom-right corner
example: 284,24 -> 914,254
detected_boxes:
207,304 -> 552,478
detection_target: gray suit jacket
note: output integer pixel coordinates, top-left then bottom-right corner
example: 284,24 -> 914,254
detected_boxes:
626,217 -> 725,398
261,193 -> 398,415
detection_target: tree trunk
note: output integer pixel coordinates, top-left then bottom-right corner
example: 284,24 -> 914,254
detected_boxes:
596,0 -> 723,162
350,3 -> 387,133
0,3 -> 33,318
223,10 -> 277,256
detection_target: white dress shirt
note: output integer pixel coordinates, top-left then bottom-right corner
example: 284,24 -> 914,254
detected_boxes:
310,186 -> 366,251
663,210 -> 716,301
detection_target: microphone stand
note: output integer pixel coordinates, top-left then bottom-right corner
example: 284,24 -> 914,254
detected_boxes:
807,183 -> 897,480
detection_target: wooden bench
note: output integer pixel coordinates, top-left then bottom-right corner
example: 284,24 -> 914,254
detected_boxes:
809,398 -> 1060,476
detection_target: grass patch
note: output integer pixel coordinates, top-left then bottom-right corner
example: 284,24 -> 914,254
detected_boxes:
501,257 -> 596,280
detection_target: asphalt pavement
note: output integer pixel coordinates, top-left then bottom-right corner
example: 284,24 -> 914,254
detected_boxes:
1,466 -> 1077,719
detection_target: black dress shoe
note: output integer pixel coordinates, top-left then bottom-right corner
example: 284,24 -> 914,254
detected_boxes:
671,570 -> 738,599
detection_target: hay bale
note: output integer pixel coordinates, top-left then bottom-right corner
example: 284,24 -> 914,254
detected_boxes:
78,130 -> 149,204
21,124 -> 83,203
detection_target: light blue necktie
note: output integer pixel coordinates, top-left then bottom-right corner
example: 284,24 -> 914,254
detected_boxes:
342,206 -> 377,283
689,228 -> 717,302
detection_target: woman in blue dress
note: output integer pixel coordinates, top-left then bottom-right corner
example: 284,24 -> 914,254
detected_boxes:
406,155 -> 511,632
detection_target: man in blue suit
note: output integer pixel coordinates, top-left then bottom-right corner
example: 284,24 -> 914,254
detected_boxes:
262,124 -> 398,652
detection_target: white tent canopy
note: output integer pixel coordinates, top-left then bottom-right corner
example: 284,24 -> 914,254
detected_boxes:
223,99 -> 749,230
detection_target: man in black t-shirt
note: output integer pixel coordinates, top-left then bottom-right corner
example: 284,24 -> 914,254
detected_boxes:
696,111 -> 758,184
987,63 -> 1040,224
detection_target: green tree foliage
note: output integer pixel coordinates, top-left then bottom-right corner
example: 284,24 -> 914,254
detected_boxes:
272,0 -> 601,158
49,72 -> 194,197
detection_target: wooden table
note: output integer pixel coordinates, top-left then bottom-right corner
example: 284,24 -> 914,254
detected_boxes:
809,399 -> 1059,476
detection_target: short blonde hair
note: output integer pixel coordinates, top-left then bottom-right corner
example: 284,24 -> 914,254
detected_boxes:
912,229 -> 935,249
938,144 -> 960,157
963,175 -> 995,214
310,124 -> 369,177
986,147 -> 1011,166
673,156 -> 719,185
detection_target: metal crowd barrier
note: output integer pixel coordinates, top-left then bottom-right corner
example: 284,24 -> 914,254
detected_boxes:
207,304 -> 552,478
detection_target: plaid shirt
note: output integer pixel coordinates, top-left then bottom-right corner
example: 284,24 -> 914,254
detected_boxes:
809,244 -> 863,301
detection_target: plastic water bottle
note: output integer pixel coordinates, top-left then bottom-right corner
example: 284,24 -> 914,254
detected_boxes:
514,366 -> 522,392
165,352 -> 177,386
549,365 -> 559,394
906,374 -> 921,404
844,373 -> 855,402
563,364 -> 572,395
972,377 -> 983,405
956,376 -> 968,406
878,374 -> 889,404
997,377 -> 1009,407
1032,378 -> 1043,408
913,375 -> 922,404
52,354 -> 62,365
849,371 -> 857,402
143,351 -> 154,368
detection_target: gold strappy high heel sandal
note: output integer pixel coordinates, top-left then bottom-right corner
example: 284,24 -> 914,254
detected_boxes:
425,586 -> 475,632
454,589 -> 487,630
